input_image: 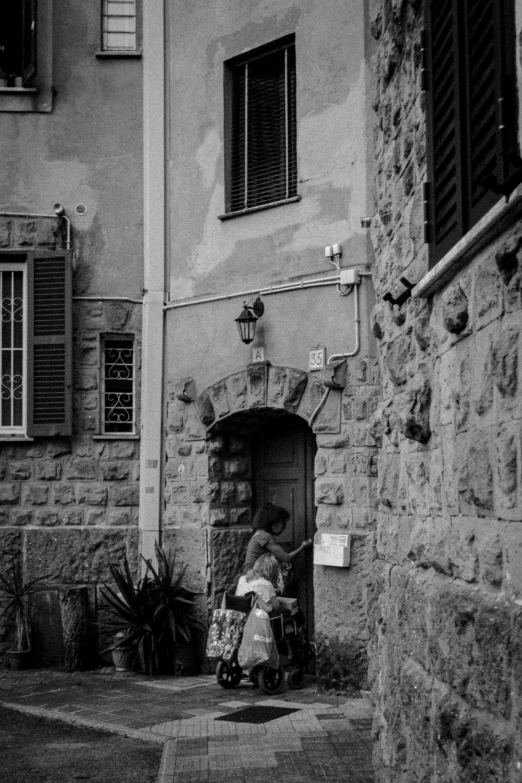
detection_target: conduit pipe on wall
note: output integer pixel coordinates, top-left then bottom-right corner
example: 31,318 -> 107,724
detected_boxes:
0,210 -> 72,249
162,275 -> 341,311
308,281 -> 362,429
74,296 -> 143,304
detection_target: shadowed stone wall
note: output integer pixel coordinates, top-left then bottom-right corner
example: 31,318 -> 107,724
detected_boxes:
368,1 -> 522,780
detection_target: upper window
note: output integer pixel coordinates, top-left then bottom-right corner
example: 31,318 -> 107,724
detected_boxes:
0,0 -> 53,113
0,1 -> 36,87
223,36 -> 297,216
425,0 -> 520,265
101,0 -> 138,53
0,251 -> 72,439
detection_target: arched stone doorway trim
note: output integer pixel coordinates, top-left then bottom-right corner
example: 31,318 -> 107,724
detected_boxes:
192,362 -> 341,436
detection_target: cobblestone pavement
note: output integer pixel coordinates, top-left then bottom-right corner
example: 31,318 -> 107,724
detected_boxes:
0,669 -> 374,783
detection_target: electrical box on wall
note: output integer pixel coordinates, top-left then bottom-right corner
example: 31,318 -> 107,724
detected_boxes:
313,530 -> 351,567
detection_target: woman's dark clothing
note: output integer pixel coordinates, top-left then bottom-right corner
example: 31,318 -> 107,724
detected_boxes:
242,530 -> 275,572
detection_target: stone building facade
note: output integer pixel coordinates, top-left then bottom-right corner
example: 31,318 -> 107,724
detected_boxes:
2,1 -> 522,779
367,1 -> 522,780
0,3 -> 143,661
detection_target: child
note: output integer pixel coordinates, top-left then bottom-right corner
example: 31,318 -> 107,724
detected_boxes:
235,553 -> 282,611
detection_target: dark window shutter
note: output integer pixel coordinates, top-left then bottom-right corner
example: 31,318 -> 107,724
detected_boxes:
27,250 -> 72,437
230,65 -> 247,212
229,41 -> 297,213
425,0 -> 465,263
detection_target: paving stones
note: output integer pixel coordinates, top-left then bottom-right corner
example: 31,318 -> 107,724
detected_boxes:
0,670 -> 374,782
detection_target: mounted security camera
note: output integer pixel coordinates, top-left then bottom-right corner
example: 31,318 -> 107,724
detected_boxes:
53,203 -> 65,216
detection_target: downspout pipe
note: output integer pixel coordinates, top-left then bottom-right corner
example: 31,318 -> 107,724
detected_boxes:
139,0 -> 166,568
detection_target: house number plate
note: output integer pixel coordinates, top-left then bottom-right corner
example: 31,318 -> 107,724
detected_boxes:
308,347 -> 326,371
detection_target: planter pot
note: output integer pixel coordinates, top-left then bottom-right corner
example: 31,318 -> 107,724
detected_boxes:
111,633 -> 132,672
6,649 -> 33,670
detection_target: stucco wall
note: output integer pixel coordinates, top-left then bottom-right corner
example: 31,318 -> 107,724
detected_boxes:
163,0 -> 378,687
0,2 -> 143,662
368,1 -> 522,780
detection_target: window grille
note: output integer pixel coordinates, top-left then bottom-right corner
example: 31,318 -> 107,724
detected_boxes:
424,0 -> 520,266
226,38 -> 297,214
0,266 -> 26,431
102,0 -> 137,52
102,337 -> 135,434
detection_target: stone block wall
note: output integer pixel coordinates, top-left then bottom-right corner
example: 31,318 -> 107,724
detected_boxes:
0,217 -> 142,661
368,1 -> 522,780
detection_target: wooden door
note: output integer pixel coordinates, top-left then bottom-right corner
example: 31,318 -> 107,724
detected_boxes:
253,417 -> 315,635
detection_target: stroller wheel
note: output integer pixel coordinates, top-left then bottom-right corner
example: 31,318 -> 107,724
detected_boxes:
287,667 -> 305,690
216,659 -> 242,689
258,665 -> 285,694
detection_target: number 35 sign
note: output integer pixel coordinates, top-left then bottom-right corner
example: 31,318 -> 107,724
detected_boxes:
308,347 -> 326,371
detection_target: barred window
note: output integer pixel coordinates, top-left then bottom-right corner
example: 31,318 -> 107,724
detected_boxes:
102,0 -> 137,52
0,264 -> 26,432
224,36 -> 297,215
102,337 -> 135,434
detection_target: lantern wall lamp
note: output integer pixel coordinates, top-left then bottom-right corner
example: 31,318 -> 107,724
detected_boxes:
235,296 -> 264,344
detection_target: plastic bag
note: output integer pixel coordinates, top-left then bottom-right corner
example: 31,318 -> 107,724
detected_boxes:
206,595 -> 249,661
237,601 -> 279,670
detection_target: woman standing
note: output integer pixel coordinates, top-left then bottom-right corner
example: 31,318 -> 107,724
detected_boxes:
242,502 -> 312,574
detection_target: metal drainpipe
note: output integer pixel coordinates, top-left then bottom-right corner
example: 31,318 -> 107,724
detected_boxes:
139,0 -> 167,569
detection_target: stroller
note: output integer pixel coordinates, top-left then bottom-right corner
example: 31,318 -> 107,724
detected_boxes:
214,592 -> 314,694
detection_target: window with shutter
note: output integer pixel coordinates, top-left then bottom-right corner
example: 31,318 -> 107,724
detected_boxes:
425,0 -> 520,266
224,36 -> 297,216
27,250 -> 73,438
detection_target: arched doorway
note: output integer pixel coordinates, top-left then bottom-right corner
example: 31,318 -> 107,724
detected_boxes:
210,408 -> 316,634
252,415 -> 315,633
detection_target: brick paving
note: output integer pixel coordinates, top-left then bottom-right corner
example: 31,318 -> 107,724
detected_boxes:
0,669 -> 374,782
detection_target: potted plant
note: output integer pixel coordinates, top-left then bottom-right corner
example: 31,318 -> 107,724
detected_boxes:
0,557 -> 51,669
101,543 -> 203,676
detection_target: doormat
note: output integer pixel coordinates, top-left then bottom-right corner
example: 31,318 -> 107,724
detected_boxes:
215,705 -> 299,724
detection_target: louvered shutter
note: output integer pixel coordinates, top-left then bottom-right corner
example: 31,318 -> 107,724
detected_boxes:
228,41 -> 297,213
465,0 -> 518,225
27,251 -> 72,437
426,0 -> 519,267
426,0 -> 464,263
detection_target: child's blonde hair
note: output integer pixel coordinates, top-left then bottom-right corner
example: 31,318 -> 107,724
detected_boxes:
246,553 -> 279,587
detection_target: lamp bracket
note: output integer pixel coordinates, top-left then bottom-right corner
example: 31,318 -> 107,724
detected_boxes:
242,296 -> 264,318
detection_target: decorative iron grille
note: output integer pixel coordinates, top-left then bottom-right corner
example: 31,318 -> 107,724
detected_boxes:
0,268 -> 25,430
102,338 -> 134,433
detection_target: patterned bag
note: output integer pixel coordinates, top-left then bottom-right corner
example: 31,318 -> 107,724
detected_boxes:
206,593 -> 250,661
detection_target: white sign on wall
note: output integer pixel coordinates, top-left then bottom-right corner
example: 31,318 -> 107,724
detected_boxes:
309,347 -> 326,371
313,531 -> 351,567
252,346 -> 265,363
